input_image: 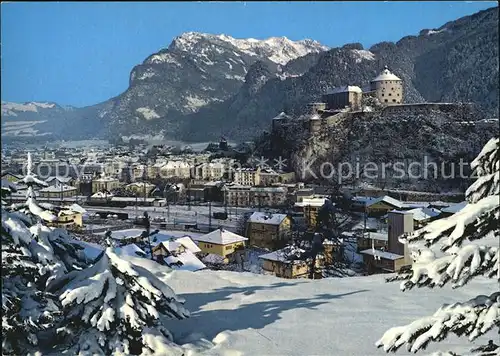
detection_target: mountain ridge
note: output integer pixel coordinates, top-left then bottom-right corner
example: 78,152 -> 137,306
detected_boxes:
1,6 -> 498,142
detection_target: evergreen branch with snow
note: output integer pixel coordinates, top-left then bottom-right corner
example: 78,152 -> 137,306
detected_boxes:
376,292 -> 500,353
376,137 -> 500,355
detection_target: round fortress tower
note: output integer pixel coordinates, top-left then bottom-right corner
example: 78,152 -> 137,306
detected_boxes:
370,66 -> 403,105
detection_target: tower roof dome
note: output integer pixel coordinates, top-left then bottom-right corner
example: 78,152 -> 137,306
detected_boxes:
371,66 -> 401,82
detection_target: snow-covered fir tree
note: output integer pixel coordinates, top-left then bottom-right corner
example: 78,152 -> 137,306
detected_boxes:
1,209 -> 62,354
2,153 -> 190,355
376,137 -> 499,356
52,245 -> 189,355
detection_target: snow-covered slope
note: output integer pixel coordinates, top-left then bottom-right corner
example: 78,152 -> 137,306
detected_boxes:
160,270 -> 496,356
1,100 -> 109,141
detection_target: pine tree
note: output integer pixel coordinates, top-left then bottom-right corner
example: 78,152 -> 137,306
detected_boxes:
53,246 -> 190,355
10,152 -> 57,224
376,137 -> 500,355
1,209 -> 62,354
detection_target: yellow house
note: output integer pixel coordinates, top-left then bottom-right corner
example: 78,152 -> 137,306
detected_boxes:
47,210 -> 83,231
259,247 -> 324,279
246,212 -> 292,250
193,228 -> 247,263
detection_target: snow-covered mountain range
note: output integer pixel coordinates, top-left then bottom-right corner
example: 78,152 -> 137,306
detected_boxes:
1,7 -> 498,142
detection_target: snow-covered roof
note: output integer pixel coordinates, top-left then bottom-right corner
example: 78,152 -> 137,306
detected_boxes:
194,228 -> 248,245
164,250 -> 206,272
248,212 -> 288,225
441,201 -> 467,214
326,85 -> 363,94
45,176 -> 73,183
117,243 -> 147,257
91,191 -> 113,198
39,184 -> 77,193
250,187 -> 286,193
366,196 -> 403,209
63,203 -> 87,214
359,249 -> 404,260
258,246 -> 306,264
295,197 -> 328,207
175,236 -> 202,253
405,207 -> 441,222
371,67 -> 401,82
94,176 -> 119,182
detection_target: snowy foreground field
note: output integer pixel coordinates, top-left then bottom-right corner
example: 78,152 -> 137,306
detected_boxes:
124,255 -> 497,356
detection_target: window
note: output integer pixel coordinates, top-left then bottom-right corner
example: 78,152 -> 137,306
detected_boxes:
381,93 -> 384,97
384,99 -> 388,103
397,93 -> 400,96
392,99 -> 397,103
388,93 -> 392,96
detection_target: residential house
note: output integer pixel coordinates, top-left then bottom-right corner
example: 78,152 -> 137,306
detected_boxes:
151,235 -> 206,271
193,228 -> 248,263
360,210 -> 413,274
246,212 -> 292,250
259,246 -> 324,279
223,184 -> 251,206
364,196 -> 404,216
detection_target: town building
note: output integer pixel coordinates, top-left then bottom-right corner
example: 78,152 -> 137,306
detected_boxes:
193,228 -> 247,263
250,186 -> 288,207
39,184 -> 78,199
126,182 -> 156,197
246,212 -> 292,250
223,184 -> 251,206
91,174 -> 121,193
234,167 -> 261,186
294,196 -> 329,228
259,246 -> 324,279
45,176 -> 76,187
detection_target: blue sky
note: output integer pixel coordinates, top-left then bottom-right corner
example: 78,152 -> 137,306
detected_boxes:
1,1 -> 497,107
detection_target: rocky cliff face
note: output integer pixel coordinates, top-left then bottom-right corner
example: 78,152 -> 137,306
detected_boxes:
177,7 -> 498,142
99,33 -> 328,137
284,105 -> 497,192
